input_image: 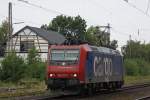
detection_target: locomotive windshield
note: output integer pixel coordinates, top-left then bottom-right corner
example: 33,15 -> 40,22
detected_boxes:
50,49 -> 79,66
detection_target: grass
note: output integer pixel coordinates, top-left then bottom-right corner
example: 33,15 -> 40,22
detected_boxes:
0,79 -> 47,98
125,75 -> 150,85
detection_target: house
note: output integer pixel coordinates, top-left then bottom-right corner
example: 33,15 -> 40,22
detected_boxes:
7,26 -> 66,61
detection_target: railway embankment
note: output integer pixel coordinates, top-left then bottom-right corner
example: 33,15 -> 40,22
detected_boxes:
0,76 -> 150,99
0,79 -> 46,99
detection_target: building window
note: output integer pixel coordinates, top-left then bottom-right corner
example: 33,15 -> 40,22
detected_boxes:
20,40 -> 34,52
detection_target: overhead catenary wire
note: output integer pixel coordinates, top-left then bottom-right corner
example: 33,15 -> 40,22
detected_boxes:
0,13 -> 41,26
13,17 -> 41,25
16,0 -> 129,34
18,0 -> 69,16
14,0 -> 150,47
85,0 -> 112,15
123,0 -> 150,18
111,27 -> 130,37
0,0 -> 149,43
87,0 -> 149,39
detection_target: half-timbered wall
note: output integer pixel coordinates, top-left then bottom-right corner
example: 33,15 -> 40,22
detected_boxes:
8,28 -> 49,61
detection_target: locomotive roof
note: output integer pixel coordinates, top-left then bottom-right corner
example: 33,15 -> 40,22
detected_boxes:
89,45 -> 121,55
49,44 -> 122,56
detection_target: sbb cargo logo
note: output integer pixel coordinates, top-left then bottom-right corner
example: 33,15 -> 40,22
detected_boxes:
93,56 -> 112,77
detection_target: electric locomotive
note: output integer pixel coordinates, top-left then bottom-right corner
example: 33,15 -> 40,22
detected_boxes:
46,44 -> 124,93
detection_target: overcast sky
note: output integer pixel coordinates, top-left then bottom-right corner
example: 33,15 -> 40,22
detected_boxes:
0,0 -> 150,49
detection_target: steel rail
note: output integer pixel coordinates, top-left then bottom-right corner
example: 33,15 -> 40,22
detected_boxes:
121,83 -> 150,91
136,96 -> 150,100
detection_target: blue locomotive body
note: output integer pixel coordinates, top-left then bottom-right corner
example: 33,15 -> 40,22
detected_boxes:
85,46 -> 124,89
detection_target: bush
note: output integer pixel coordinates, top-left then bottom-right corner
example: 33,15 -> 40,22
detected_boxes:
124,59 -> 139,76
27,47 -> 41,65
33,62 -> 46,80
25,62 -> 46,80
124,58 -> 150,76
0,52 -> 26,82
0,48 -> 46,82
24,47 -> 46,80
136,59 -> 150,76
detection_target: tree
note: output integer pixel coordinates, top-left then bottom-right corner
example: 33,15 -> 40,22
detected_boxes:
26,47 -> 45,80
43,15 -> 117,49
41,24 -> 48,30
122,40 -> 150,61
0,20 -> 9,57
0,52 -> 26,82
122,40 -> 143,59
122,40 -> 150,76
46,15 -> 87,43
85,26 -> 98,45
85,26 -> 118,49
27,47 -> 41,65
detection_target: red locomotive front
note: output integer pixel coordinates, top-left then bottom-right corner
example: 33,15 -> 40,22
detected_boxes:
46,45 -> 88,90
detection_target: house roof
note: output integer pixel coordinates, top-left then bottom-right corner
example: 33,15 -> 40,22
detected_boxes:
13,26 -> 66,44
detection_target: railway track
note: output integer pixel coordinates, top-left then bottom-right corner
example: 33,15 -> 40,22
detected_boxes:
120,83 -> 150,91
6,82 -> 150,100
136,96 -> 150,100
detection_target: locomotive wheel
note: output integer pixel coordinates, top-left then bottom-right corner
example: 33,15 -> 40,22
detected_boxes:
112,82 -> 117,90
115,82 -> 122,89
87,84 -> 93,95
78,86 -> 86,95
108,83 -> 113,90
88,88 -> 92,95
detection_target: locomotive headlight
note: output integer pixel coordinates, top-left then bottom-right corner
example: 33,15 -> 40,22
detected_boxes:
73,74 -> 77,77
62,62 -> 66,66
49,74 -> 53,77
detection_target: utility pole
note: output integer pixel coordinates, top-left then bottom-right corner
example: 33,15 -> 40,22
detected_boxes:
146,0 -> 150,14
137,28 -> 140,41
99,23 -> 111,46
138,29 -> 139,36
8,2 -> 13,51
106,23 -> 110,45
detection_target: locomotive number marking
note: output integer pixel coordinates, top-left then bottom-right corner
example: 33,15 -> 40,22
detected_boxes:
94,56 -> 112,77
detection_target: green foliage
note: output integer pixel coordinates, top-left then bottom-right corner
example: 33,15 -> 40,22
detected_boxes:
0,47 -> 46,82
0,20 -> 9,56
25,47 -> 46,80
0,52 -> 26,82
137,59 -> 150,76
124,59 -> 139,76
85,26 -> 100,45
85,26 -> 118,49
46,15 -> 87,41
124,59 -> 150,76
25,62 -> 45,80
0,20 -> 9,43
125,75 -> 150,85
42,15 -> 118,49
85,31 -> 97,45
122,40 -> 149,60
27,47 -> 41,64
123,40 -> 150,76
